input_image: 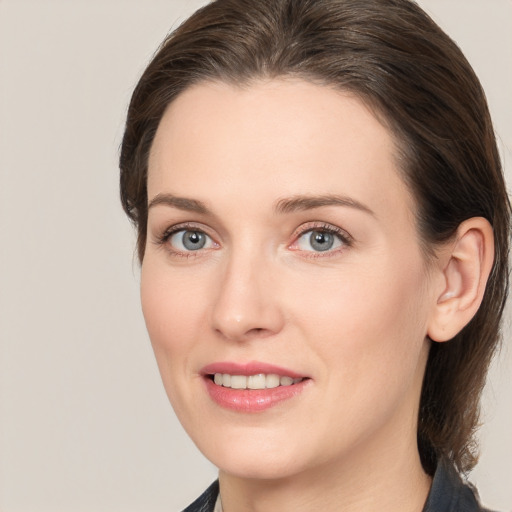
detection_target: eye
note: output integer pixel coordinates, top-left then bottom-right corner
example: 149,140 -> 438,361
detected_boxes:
168,229 -> 215,252
296,230 -> 343,252
291,224 -> 352,254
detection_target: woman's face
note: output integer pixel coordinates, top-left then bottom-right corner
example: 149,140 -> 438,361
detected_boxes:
142,79 -> 436,480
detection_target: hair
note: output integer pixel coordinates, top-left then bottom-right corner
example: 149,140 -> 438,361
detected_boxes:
120,0 -> 511,475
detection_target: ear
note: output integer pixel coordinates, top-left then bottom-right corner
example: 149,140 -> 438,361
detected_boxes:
427,217 -> 494,342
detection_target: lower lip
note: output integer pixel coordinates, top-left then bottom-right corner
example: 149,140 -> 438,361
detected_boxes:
204,377 -> 310,412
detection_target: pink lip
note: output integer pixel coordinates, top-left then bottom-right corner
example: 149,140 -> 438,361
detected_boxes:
201,361 -> 311,413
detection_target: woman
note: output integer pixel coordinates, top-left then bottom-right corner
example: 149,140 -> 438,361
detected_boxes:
119,0 -> 510,510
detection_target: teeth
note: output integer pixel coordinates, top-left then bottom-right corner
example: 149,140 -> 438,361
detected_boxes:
266,374 -> 280,389
212,373 -> 303,390
280,376 -> 293,386
248,374 -> 266,389
230,375 -> 247,389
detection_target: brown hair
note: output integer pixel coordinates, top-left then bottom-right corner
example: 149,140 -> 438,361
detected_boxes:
120,0 -> 511,475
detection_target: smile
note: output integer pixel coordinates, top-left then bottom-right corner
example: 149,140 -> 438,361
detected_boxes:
212,373 -> 304,389
201,362 -> 311,412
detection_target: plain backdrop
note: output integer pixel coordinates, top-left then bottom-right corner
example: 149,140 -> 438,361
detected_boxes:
0,1 -> 510,511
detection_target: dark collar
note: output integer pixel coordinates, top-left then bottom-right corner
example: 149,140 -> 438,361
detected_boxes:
183,460 -> 493,512
182,480 -> 219,512
422,458 -> 493,512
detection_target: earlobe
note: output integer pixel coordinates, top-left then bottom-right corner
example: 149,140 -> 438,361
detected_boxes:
427,217 -> 494,343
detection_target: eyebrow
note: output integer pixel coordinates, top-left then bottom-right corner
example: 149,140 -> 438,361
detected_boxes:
274,194 -> 375,216
148,193 -> 210,214
147,192 -> 375,217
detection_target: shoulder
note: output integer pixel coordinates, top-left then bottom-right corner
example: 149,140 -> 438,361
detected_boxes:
423,459 -> 497,512
182,480 -> 219,512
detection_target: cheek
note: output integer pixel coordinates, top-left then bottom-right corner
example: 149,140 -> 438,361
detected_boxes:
139,259 -> 215,426
140,261 -> 206,368
294,262 -> 430,450
291,255 -> 430,386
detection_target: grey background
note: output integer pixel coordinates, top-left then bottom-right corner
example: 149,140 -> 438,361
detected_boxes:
0,1 -> 510,510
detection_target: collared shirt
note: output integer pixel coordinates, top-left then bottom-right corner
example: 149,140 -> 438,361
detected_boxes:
182,459 -> 495,512
213,494 -> 223,512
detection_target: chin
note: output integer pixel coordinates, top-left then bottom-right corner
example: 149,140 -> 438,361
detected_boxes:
191,424 -> 315,481
216,452 -> 308,481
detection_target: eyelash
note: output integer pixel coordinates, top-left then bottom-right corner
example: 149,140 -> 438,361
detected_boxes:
290,222 -> 353,258
155,222 -> 217,258
154,221 -> 353,258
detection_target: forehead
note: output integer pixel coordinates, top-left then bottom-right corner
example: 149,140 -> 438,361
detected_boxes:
147,79 -> 416,225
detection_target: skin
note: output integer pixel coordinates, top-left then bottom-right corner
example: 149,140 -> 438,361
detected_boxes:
141,79 -> 441,512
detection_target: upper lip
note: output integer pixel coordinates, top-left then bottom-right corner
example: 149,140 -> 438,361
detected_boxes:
201,361 -> 307,379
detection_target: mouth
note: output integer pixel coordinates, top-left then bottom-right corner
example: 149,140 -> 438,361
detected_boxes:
201,362 -> 311,412
209,373 -> 305,389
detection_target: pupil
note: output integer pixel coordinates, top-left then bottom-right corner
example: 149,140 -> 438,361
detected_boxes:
183,231 -> 206,250
310,231 -> 333,251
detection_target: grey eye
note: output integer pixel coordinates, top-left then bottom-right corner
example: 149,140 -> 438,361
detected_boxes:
310,231 -> 334,251
169,230 -> 212,251
296,230 -> 343,252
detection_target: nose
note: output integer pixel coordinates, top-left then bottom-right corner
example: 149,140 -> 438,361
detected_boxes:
211,251 -> 285,342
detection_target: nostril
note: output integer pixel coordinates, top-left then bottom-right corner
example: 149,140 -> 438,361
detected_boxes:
245,327 -> 275,339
